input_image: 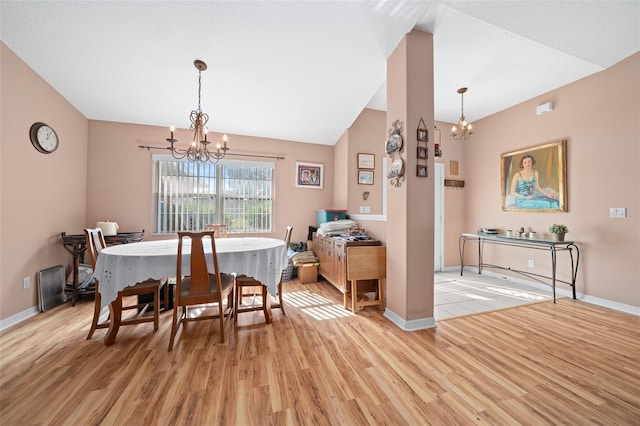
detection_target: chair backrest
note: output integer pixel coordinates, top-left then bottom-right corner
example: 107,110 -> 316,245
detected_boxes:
346,246 -> 387,281
84,228 -> 107,269
284,225 -> 294,248
177,231 -> 223,297
204,224 -> 228,238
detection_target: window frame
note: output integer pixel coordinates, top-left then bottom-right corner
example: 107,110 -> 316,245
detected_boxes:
152,155 -> 275,234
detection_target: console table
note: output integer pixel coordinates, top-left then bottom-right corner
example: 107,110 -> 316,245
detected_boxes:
459,232 -> 579,303
60,230 -> 145,305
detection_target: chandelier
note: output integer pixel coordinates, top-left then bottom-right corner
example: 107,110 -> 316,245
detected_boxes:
451,87 -> 473,140
166,59 -> 229,163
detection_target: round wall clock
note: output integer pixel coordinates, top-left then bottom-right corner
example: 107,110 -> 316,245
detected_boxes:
29,122 -> 59,154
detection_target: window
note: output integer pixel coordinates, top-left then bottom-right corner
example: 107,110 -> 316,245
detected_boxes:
154,156 -> 274,234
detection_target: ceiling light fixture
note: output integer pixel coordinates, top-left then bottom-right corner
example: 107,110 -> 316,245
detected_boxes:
166,59 -> 229,163
451,87 -> 473,140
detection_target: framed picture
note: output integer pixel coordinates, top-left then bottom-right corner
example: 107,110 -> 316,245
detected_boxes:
417,128 -> 428,142
416,165 -> 427,177
295,161 -> 323,189
500,139 -> 567,212
358,170 -> 374,185
357,153 -> 375,169
417,147 -> 427,159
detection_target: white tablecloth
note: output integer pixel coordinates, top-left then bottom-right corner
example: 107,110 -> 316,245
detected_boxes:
93,237 -> 287,310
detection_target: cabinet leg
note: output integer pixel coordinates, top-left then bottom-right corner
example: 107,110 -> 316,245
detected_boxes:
351,281 -> 358,313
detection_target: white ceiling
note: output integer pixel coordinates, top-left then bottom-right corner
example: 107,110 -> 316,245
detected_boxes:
2,1 -> 638,146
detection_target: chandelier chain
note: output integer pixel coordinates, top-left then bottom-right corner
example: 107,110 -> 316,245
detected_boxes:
197,68 -> 202,112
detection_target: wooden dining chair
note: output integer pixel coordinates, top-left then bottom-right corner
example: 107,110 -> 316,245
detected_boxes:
204,224 -> 228,238
168,231 -> 235,351
235,225 -> 293,321
84,228 -> 168,340
346,245 -> 386,313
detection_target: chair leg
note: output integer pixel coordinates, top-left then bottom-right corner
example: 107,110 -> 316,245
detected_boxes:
153,286 -> 160,331
168,305 -> 180,351
218,299 -> 225,343
277,282 -> 285,315
162,281 -> 170,311
87,290 -> 103,339
261,285 -> 268,320
234,285 -> 239,323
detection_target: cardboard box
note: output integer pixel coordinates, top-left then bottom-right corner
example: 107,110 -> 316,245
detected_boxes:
298,263 -> 318,284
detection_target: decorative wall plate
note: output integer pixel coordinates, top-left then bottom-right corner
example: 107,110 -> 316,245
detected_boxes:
385,133 -> 403,154
387,158 -> 404,178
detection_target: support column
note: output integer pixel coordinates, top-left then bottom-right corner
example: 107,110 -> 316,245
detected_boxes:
384,30 -> 435,330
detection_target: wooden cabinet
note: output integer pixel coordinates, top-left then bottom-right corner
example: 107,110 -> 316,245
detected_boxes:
313,234 -> 381,307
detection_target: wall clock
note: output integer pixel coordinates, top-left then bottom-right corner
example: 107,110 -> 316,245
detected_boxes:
29,122 -> 59,154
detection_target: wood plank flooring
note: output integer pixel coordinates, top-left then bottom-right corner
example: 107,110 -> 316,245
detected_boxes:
1,278 -> 639,425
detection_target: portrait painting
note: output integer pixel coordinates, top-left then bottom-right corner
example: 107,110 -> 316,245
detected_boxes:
295,162 -> 323,189
500,139 -> 567,212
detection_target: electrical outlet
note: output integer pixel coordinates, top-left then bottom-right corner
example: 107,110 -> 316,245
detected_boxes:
528,259 -> 535,268
610,207 -> 627,218
23,276 -> 31,289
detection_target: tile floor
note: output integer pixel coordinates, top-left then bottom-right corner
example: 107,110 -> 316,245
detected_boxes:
434,270 -> 553,320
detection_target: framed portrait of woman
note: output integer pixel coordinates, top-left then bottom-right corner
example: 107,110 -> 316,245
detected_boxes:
500,139 -> 567,212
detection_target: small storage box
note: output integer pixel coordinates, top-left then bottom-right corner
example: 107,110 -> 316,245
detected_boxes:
298,263 -> 318,284
316,209 -> 347,226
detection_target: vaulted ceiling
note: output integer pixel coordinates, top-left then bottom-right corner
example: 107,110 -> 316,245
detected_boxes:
2,1 -> 638,145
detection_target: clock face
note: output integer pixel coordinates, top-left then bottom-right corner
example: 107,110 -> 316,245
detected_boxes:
30,122 -> 59,153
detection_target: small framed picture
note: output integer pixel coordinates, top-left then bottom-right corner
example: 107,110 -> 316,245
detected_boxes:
417,146 -> 428,159
417,128 -> 428,142
295,161 -> 323,189
358,170 -> 374,185
416,165 -> 428,177
357,153 -> 375,170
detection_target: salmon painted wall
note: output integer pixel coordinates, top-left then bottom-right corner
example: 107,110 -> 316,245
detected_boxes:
463,53 -> 639,307
346,108 -> 386,216
1,43 -> 89,320
333,129 -> 349,210
86,121 -> 335,245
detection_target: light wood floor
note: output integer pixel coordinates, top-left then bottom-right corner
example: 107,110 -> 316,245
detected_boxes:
1,278 -> 639,425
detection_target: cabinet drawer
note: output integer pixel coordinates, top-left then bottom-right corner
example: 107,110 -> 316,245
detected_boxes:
333,240 -> 346,254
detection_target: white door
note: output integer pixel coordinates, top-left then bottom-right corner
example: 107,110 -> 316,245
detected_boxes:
434,163 -> 444,271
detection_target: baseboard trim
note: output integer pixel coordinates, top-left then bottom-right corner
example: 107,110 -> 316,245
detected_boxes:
0,305 -> 39,331
459,266 -> 640,316
384,308 -> 437,331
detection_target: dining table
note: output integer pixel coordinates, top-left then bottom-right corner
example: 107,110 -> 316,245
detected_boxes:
93,237 -> 288,345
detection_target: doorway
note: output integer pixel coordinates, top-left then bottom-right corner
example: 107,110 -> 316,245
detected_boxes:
434,163 -> 444,271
